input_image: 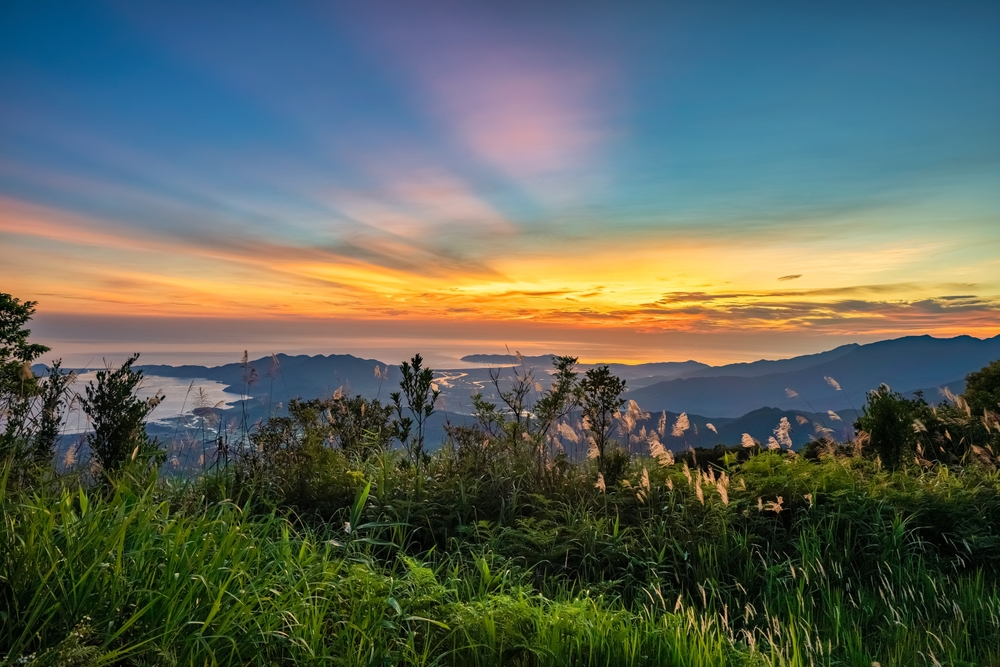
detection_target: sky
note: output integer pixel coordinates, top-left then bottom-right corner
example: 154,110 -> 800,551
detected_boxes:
1,1 -> 999,366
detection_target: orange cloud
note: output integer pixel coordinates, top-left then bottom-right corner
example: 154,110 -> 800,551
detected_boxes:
3,193 -> 999,341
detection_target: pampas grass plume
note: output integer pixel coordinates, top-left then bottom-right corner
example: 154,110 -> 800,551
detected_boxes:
672,412 -> 690,437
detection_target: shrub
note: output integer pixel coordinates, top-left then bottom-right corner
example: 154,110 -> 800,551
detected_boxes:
0,293 -> 74,485
855,384 -> 917,470
580,365 -> 626,474
229,396 -> 380,514
391,354 -> 440,470
965,359 -> 1000,417
80,353 -> 162,478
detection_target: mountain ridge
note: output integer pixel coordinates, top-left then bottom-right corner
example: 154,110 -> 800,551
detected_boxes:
75,333 -> 1000,447
628,334 -> 1000,417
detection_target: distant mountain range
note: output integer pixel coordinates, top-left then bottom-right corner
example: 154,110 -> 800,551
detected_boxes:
627,334 -> 998,417
625,406 -> 858,455
456,335 -> 994,418
41,333 -> 993,451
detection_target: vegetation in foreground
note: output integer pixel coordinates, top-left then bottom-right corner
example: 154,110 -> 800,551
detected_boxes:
2,292 -> 1000,666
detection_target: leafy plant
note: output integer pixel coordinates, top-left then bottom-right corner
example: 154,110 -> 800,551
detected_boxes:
855,383 -> 917,470
0,293 -> 75,484
580,365 -> 627,474
80,353 -> 162,477
29,360 -> 75,468
391,354 -> 440,470
0,293 -> 50,453
328,394 -> 394,459
965,359 -> 1000,417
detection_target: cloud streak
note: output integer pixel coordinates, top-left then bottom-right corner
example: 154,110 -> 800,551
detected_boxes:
358,2 -> 614,195
5,193 -> 997,342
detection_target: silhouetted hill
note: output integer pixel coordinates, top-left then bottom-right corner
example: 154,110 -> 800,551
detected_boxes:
684,344 -> 859,378
126,334 -> 998,450
456,355 -> 709,388
629,335 -> 1000,417
606,361 -> 710,383
626,406 -> 856,452
139,353 -> 401,405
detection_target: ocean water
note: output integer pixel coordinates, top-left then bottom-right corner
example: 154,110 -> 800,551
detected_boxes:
60,373 -> 243,434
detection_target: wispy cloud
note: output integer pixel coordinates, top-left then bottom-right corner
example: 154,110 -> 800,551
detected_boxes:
5,191 -> 999,340
425,60 -> 605,178
359,3 -> 613,193
322,167 -> 515,240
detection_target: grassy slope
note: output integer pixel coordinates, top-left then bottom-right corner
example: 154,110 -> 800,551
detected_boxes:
2,453 -> 999,667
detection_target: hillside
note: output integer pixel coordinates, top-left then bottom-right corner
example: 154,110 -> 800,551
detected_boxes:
119,334 -> 1000,449
629,334 -> 1000,417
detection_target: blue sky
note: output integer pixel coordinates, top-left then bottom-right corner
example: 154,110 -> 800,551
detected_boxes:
2,1 -> 998,364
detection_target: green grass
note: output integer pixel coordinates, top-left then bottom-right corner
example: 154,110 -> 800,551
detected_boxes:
2,451 -> 999,666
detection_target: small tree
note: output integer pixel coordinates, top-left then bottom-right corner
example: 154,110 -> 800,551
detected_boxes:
31,360 -> 75,468
486,360 -> 533,446
964,360 -> 1000,418
461,354 -> 582,481
391,354 -> 439,469
533,355 -> 582,472
1,293 -> 76,481
81,353 -> 162,477
328,394 -> 394,459
580,365 -> 627,474
0,293 -> 49,383
1,293 -> 50,451
534,356 -> 582,438
476,354 -> 577,455
855,384 -> 915,470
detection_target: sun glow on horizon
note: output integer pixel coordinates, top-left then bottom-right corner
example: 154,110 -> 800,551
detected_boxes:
3,194 -> 998,344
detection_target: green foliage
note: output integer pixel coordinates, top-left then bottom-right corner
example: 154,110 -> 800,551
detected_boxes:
234,397 -> 370,514
0,293 -> 75,485
0,293 -> 49,451
4,452 -> 1000,666
0,293 -> 49,383
858,375 -> 1000,467
212,393 -> 380,508
532,356 -> 581,434
80,353 -> 162,478
458,355 -> 581,481
330,394 -> 395,458
580,365 -> 627,474
28,360 -> 75,469
392,353 -> 440,469
855,384 -> 917,470
965,359 -> 1000,417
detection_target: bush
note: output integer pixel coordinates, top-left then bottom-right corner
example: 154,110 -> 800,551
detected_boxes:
80,353 -> 163,478
966,359 -> 1000,417
855,384 -> 917,470
0,293 -> 74,485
